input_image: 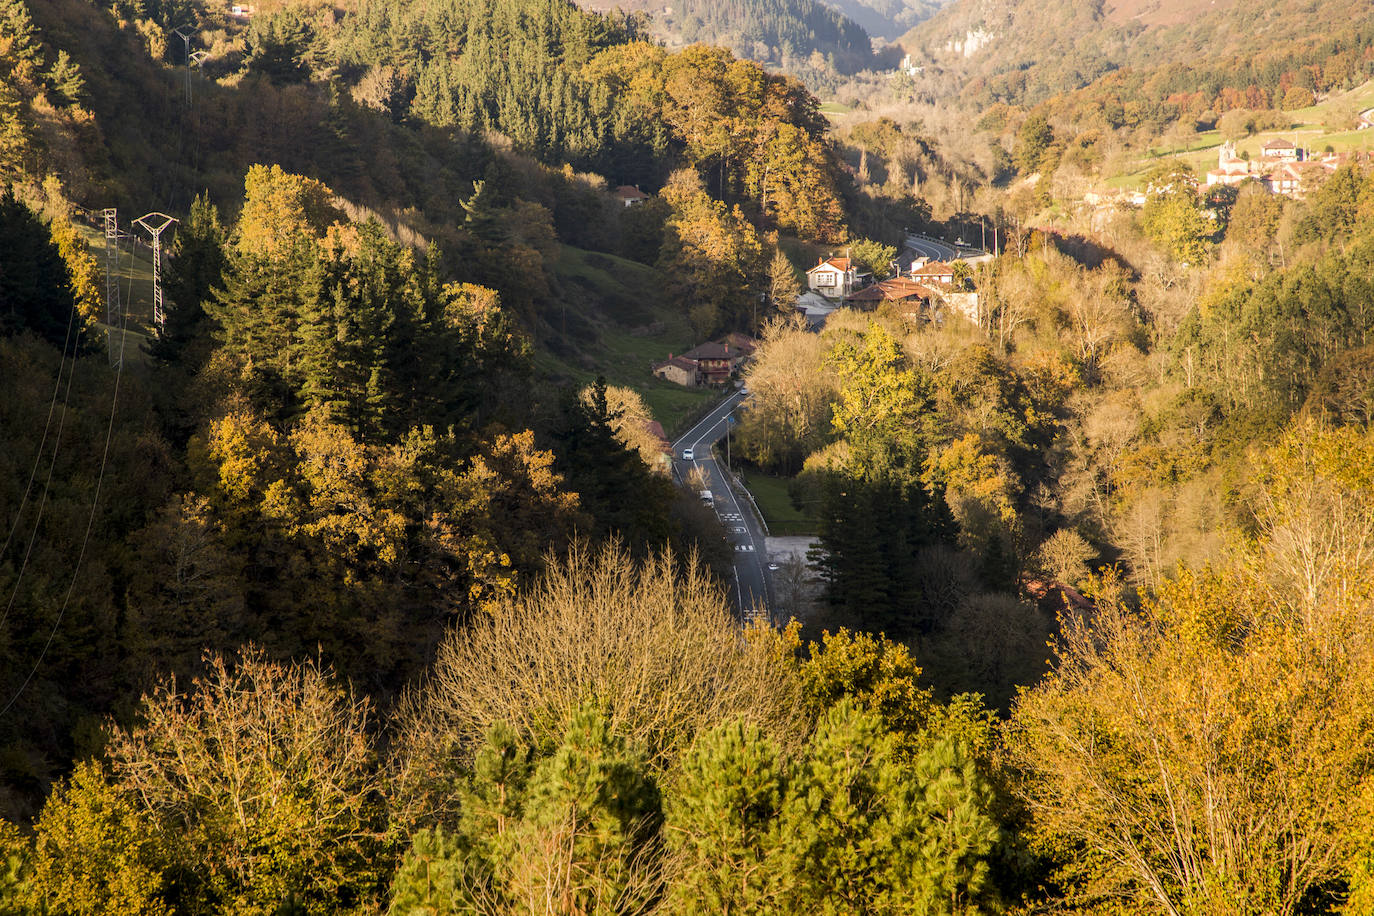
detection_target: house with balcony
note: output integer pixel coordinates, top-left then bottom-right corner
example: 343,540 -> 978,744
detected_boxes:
806,256 -> 858,299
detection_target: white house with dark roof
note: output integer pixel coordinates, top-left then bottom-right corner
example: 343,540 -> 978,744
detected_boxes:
1261,138 -> 1300,162
614,185 -> 650,207
910,260 -> 957,286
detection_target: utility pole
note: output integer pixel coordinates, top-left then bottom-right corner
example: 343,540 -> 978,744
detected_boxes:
102,208 -> 129,366
102,208 -> 120,327
172,27 -> 194,105
725,415 -> 731,471
132,213 -> 178,335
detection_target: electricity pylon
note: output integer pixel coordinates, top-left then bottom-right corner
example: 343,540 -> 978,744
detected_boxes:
132,213 -> 178,335
172,27 -> 194,104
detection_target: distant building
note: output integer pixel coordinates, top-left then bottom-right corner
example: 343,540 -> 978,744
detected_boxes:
909,259 -> 958,287
680,341 -> 734,387
718,332 -> 757,365
653,334 -> 757,388
229,3 -> 254,17
1202,139 -> 1330,198
614,185 -> 650,207
1262,161 -> 1305,196
1261,138 -> 1300,161
845,277 -> 938,310
651,355 -> 698,387
1206,140 -> 1255,187
806,256 -> 858,298
943,292 -> 981,325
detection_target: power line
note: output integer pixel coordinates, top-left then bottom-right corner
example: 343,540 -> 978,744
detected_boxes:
0,312 -> 83,635
0,280 -> 130,719
0,295 -> 79,563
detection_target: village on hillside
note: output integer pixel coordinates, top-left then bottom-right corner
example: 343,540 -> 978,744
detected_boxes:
1202,137 -> 1364,197
650,246 -> 984,389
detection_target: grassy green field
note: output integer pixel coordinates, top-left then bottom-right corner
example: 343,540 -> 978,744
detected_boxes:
544,246 -> 716,436
73,222 -> 158,331
70,222 -> 158,365
740,471 -> 816,536
1103,78 -> 1374,190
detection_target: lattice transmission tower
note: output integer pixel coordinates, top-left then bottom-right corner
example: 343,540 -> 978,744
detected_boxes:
132,213 -> 178,335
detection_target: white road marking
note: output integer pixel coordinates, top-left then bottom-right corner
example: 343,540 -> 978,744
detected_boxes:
671,390 -> 772,613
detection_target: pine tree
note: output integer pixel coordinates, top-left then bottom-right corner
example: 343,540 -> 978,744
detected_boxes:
553,376 -> 675,547
387,827 -> 468,916
517,707 -> 661,912
205,240 -> 313,410
778,701 -> 998,915
155,194 -> 226,366
399,706 -> 664,915
0,186 -> 77,347
45,50 -> 85,106
667,721 -> 789,914
780,699 -> 895,913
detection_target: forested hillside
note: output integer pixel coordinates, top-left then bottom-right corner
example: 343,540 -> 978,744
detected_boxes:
572,0 -> 879,76
901,0 -> 1374,132
825,0 -> 945,40
5,0 -> 1374,912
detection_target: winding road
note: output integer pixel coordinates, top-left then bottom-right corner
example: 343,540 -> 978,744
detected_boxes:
671,390 -> 772,620
903,232 -> 959,262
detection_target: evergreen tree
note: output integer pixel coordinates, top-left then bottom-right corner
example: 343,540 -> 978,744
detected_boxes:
553,376 -> 675,547
243,7 -> 315,83
0,186 -> 78,347
813,324 -> 954,634
205,239 -> 314,415
386,827 -> 467,916
667,721 -> 789,914
45,50 -> 85,107
155,194 -> 226,366
779,701 -> 997,915
515,704 -> 662,912
393,706 -> 662,915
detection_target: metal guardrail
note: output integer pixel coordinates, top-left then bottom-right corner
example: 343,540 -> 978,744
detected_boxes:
712,449 -> 770,538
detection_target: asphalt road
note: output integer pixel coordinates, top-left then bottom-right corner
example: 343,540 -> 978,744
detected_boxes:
670,390 -> 772,620
903,233 -> 959,262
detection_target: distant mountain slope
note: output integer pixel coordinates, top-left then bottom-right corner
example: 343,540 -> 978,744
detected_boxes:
822,0 -> 948,41
573,0 -> 876,74
901,0 -> 1374,115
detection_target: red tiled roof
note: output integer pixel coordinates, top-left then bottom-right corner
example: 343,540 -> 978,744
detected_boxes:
846,278 -> 937,302
614,185 -> 650,201
808,256 -> 852,273
911,260 -> 956,278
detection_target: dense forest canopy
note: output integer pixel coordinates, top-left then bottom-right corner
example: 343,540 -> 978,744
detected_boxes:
900,0 -> 1374,132
3,0 -> 1374,912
